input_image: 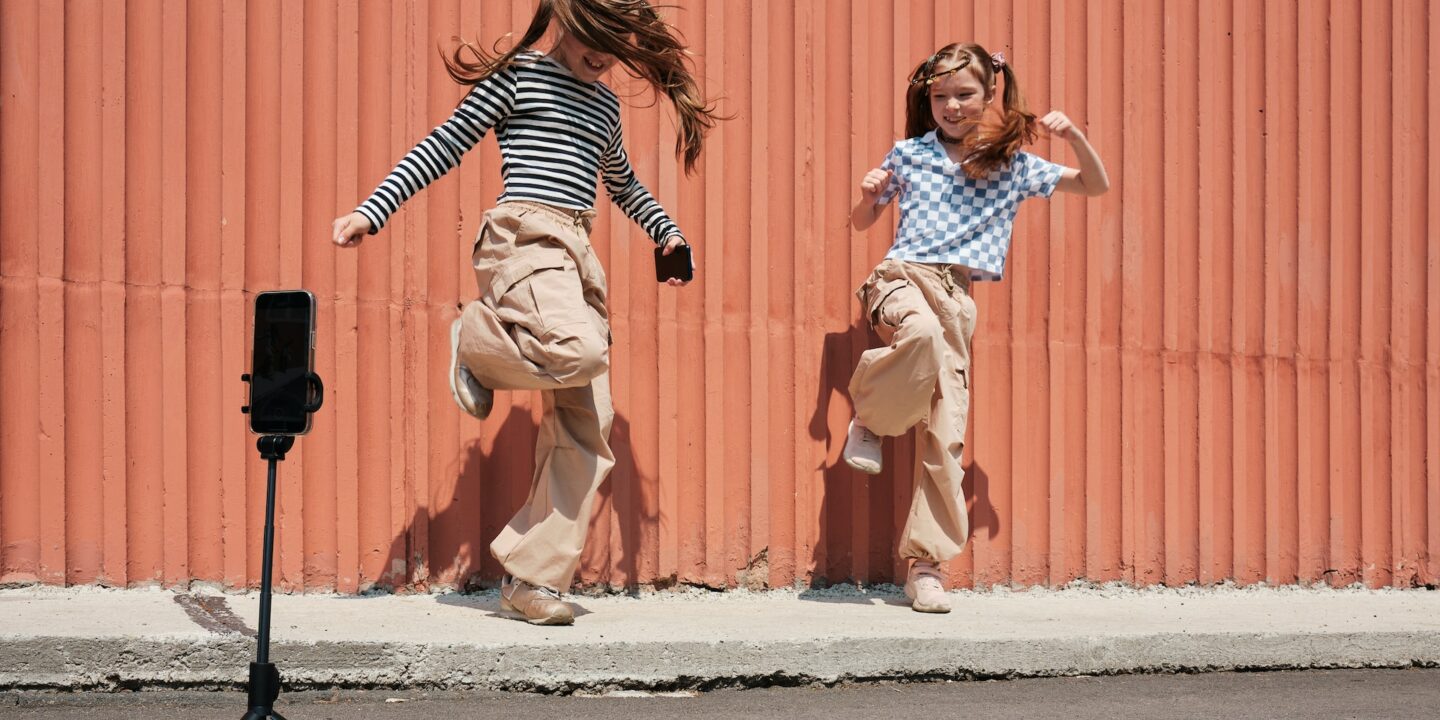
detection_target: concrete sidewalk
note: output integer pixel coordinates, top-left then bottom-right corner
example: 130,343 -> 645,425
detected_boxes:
2,584 -> 1438,693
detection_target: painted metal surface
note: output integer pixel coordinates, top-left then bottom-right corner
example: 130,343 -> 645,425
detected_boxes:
0,0 -> 1435,592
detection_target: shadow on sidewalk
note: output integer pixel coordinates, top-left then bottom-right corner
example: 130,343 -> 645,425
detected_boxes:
795,587 -> 913,607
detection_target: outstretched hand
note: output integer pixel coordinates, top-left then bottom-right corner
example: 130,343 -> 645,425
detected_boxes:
332,212 -> 372,248
1041,109 -> 1110,197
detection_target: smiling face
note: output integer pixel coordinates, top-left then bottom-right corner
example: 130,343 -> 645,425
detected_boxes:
927,65 -> 992,140
551,31 -> 621,84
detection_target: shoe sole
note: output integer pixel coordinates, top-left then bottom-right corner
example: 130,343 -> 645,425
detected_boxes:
910,602 -> 952,614
843,455 -> 882,474
448,319 -> 471,415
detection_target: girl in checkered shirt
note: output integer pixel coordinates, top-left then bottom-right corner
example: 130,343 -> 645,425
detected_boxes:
843,42 -> 1109,614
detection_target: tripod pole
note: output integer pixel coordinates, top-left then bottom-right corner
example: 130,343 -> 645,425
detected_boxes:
244,435 -> 293,720
257,449 -> 279,663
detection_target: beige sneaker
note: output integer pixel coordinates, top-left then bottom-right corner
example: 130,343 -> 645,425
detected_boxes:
500,575 -> 574,625
449,318 -> 493,419
904,560 -> 951,613
843,419 -> 882,474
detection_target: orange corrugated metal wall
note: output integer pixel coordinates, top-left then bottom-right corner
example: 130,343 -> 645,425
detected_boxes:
1,0 -> 1436,592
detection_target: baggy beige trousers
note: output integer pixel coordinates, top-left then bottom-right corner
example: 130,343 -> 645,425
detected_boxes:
456,201 -> 615,592
849,259 -> 977,563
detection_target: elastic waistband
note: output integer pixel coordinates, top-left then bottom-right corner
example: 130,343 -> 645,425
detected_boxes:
500,200 -> 597,232
906,261 -> 972,295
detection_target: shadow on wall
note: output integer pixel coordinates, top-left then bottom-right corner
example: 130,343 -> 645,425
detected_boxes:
576,412 -> 649,591
807,321 -> 999,589
365,321 -> 1003,593
375,405 -> 647,593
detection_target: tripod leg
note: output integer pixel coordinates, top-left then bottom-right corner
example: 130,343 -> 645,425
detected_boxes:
241,661 -> 282,719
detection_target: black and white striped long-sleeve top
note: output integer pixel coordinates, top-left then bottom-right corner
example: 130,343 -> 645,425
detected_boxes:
355,51 -> 682,245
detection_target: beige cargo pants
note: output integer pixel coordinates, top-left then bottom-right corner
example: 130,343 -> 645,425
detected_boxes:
849,259 -> 977,563
455,201 -> 614,592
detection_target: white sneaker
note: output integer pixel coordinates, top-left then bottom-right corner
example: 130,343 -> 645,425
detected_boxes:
905,560 -> 951,613
843,419 -> 882,474
449,318 -> 492,419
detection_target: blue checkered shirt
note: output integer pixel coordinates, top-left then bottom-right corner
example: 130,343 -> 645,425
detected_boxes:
876,131 -> 1064,280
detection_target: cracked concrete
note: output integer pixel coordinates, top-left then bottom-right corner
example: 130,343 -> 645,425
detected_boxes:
2,584 -> 1438,693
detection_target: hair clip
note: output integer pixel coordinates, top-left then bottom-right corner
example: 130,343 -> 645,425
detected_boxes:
910,67 -> 961,86
990,51 -> 1006,71
909,51 -> 972,87
908,54 -> 938,85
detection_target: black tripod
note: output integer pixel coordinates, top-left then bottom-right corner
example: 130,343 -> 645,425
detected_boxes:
241,434 -> 294,720
240,372 -> 322,720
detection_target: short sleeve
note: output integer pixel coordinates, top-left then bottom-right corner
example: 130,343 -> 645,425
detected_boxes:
875,145 -> 905,205
1014,151 -> 1066,200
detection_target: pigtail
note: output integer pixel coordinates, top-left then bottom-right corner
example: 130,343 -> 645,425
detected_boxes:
903,75 -> 936,140
959,52 -> 1037,179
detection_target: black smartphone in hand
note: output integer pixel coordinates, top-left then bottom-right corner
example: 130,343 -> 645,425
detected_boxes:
654,243 -> 694,283
248,290 -> 317,435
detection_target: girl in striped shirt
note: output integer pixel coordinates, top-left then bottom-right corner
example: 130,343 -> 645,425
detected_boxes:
332,0 -> 719,625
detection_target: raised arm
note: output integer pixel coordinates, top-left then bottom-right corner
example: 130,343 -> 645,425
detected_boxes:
1039,111 -> 1109,197
851,167 -> 896,231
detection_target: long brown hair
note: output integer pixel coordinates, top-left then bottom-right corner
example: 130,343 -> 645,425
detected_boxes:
442,0 -> 720,174
904,42 -> 1036,178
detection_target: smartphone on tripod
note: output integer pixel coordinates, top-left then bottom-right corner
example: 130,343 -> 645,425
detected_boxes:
247,290 -> 317,436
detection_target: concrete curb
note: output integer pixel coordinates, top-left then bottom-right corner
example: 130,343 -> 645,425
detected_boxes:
6,585 -> 1439,693
5,631 -> 1439,694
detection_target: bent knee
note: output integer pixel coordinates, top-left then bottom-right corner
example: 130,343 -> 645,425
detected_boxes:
569,331 -> 609,380
896,312 -> 944,347
546,326 -> 609,384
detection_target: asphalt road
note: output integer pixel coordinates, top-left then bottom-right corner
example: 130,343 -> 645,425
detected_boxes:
2,669 -> 1436,719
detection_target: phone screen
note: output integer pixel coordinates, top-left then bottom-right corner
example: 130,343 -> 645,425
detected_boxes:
249,290 -> 316,435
